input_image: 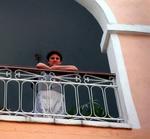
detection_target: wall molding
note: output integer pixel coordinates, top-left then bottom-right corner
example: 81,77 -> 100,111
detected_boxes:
101,24 -> 150,52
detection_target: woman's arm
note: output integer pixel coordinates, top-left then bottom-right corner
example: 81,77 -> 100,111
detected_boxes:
36,63 -> 78,71
50,65 -> 78,71
36,63 -> 51,70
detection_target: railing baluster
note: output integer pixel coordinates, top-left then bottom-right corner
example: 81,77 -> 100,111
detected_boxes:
0,65 -> 125,125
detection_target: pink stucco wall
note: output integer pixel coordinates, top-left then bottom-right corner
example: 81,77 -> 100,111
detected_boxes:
119,35 -> 150,129
0,121 -> 150,139
107,0 -> 150,24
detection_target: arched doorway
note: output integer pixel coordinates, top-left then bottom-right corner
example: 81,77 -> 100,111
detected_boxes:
0,0 -> 109,72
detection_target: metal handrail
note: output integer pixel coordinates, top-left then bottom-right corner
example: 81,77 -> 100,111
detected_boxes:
0,65 -> 125,127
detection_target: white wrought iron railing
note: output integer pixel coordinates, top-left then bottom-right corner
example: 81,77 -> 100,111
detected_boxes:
0,65 -> 127,127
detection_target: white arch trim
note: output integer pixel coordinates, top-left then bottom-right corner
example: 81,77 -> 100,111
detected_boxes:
75,0 -> 117,30
75,0 -> 142,128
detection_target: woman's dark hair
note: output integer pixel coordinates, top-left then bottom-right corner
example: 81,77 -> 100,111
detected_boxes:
46,50 -> 63,61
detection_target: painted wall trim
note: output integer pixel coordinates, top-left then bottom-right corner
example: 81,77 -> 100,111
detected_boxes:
0,115 -> 131,129
75,0 -> 117,30
101,24 -> 150,52
75,0 -> 141,128
107,34 -> 141,129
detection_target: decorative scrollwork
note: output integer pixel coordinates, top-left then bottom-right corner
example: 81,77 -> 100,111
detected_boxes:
83,75 -> 115,85
0,69 -> 12,78
49,73 -> 82,83
15,69 -> 45,80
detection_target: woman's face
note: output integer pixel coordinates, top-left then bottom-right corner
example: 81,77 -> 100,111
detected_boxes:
48,54 -> 62,66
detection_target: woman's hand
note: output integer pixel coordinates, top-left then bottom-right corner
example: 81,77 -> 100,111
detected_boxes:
50,65 -> 78,71
36,63 -> 51,69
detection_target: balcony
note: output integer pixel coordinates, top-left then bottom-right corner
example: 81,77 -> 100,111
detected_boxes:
0,65 -> 128,128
